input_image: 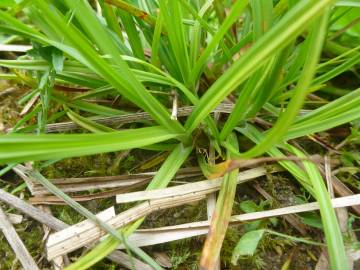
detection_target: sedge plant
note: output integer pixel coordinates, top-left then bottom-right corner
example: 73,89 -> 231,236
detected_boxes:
0,0 -> 359,269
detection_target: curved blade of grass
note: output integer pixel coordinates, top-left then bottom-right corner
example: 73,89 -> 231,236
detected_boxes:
289,147 -> 348,270
220,0 -> 274,140
295,87 -> 360,124
118,9 -> 145,60
282,44 -> 360,89
12,1 -> 186,136
219,57 -> 275,140
236,10 -> 329,158
10,71 -> 122,117
0,58 -> 182,89
237,125 -> 313,192
215,32 -> 253,67
283,88 -> 360,139
52,93 -> 125,117
0,126 -> 180,164
286,107 -> 360,140
247,46 -> 291,115
282,41 -> 308,86
312,51 -> 360,85
185,0 -> 334,133
65,107 -> 115,133
59,0 -> 185,134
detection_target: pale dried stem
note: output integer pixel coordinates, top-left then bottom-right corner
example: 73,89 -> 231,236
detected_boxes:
47,193 -> 206,260
20,103 -> 235,133
0,205 -> 39,270
118,194 -> 360,249
116,166 -> 281,203
0,188 -> 151,270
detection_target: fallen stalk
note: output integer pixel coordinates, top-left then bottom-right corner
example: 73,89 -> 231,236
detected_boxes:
28,167 -> 201,195
29,186 -> 147,205
0,205 -> 39,270
119,194 -> 360,248
0,188 -> 151,270
116,166 -> 281,204
47,166 -> 281,258
46,193 -> 206,260
14,165 -> 160,269
39,103 -> 234,133
49,193 -> 360,258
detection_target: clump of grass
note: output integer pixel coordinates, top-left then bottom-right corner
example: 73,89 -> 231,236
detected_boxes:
0,0 -> 359,269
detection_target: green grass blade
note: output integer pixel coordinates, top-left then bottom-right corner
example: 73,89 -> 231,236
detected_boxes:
312,51 -> 360,85
289,147 -> 348,270
65,107 -> 115,133
100,2 -> 124,42
146,143 -> 193,190
185,0 -> 334,133
219,58 -> 275,140
159,0 -> 191,85
52,93 -> 125,117
236,10 -> 330,158
150,9 -> 163,67
17,1 -> 186,136
0,126 -> 180,164
251,0 -> 273,40
59,0 -> 185,133
189,0 -> 249,85
118,9 -> 146,60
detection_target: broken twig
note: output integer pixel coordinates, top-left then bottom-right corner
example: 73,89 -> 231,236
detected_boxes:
0,205 -> 39,270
